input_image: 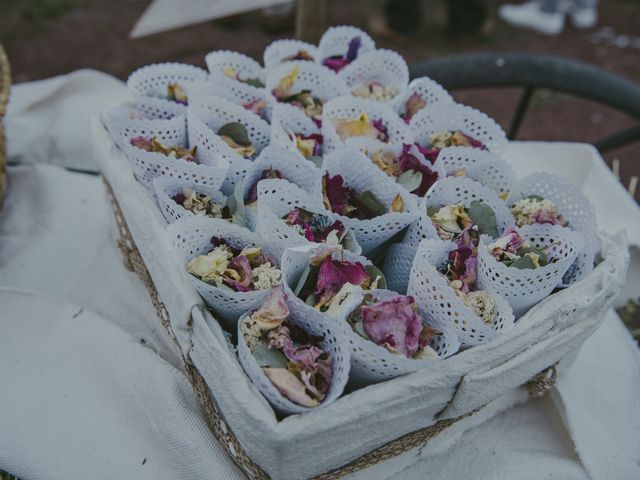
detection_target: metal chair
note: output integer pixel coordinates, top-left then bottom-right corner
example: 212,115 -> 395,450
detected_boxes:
409,53 -> 640,153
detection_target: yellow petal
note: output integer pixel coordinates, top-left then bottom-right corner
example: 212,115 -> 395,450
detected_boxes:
391,193 -> 404,213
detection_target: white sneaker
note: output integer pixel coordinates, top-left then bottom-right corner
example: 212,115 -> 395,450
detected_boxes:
499,2 -> 565,36
569,7 -> 597,29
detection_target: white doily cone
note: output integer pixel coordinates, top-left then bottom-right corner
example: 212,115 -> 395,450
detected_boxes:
236,292 -> 350,415
126,62 -> 207,110
121,139 -> 229,192
437,146 -> 517,199
152,175 -> 228,224
343,138 -> 447,197
102,104 -> 187,151
319,148 -> 418,254
236,146 -> 321,230
318,26 -> 375,66
339,49 -> 409,110
263,39 -> 318,70
205,50 -> 265,103
382,242 -> 417,295
280,244 -> 374,323
338,289 -> 460,385
133,96 -> 186,120
265,60 -> 350,111
398,76 -> 454,121
403,176 -> 515,249
255,178 -> 361,260
410,102 -> 508,156
165,216 -> 278,328
270,103 -> 322,161
187,80 -> 269,122
477,224 -> 582,317
506,172 -> 598,285
186,96 -> 270,195
408,239 -> 515,346
321,96 -> 413,152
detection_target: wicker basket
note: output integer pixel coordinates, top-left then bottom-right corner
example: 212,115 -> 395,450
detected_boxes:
0,45 -> 10,212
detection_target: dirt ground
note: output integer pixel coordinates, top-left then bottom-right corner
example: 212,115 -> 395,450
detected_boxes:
1,0 -> 639,199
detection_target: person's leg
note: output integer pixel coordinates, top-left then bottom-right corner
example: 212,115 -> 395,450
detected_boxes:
383,0 -> 423,34
498,0 -> 566,35
569,0 -> 598,28
447,0 -> 491,36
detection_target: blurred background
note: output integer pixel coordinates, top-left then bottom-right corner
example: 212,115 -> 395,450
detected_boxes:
1,0 -> 638,198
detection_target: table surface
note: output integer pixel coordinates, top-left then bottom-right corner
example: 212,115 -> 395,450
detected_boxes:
0,70 -> 639,480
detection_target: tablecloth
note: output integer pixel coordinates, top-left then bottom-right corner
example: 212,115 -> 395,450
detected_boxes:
1,70 -> 639,480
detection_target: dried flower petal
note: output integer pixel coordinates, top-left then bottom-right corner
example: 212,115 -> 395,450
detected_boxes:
262,368 -> 320,407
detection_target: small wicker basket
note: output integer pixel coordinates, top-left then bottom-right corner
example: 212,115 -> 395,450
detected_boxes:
0,45 -> 10,211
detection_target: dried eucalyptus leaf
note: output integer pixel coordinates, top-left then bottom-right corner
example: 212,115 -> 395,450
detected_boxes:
352,320 -> 368,340
252,343 -> 288,368
356,191 -> 387,218
244,78 -> 265,88
397,169 -> 423,193
468,200 -> 499,238
427,206 -> 438,217
366,264 -> 387,290
509,255 -> 537,270
217,122 -> 251,146
307,155 -> 324,169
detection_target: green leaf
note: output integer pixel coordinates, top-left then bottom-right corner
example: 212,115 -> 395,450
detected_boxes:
526,195 -> 545,202
397,169 -> 423,193
427,206 -> 438,217
355,191 -> 387,218
217,122 -> 251,146
509,255 -> 537,270
243,78 -> 265,88
366,264 -> 387,290
518,246 -> 549,266
252,343 -> 288,368
468,200 -> 499,238
352,320 -> 368,339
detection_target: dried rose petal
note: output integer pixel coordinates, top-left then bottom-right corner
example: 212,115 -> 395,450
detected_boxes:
315,256 -> 370,305
398,144 -> 440,196
224,255 -> 253,292
262,368 -> 320,407
361,296 -> 423,357
251,287 -> 289,329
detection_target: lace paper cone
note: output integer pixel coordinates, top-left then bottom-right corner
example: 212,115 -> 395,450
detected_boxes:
477,224 -> 583,317
263,39 -> 318,71
506,172 -> 598,285
403,176 -> 515,249
343,137 -> 447,197
186,95 -> 270,195
153,175 -> 228,224
265,60 -> 350,113
338,49 -> 409,110
398,77 -> 454,122
321,96 -> 413,153
205,50 -> 265,104
280,244 -> 377,325
237,291 -> 351,415
407,239 -> 515,346
103,105 -> 187,151
318,25 -> 375,68
121,139 -> 229,192
382,242 -> 417,295
166,216 -> 279,328
255,178 -> 361,260
270,103 -> 323,162
338,289 -> 460,385
235,145 -> 321,230
410,102 -> 508,156
126,62 -> 207,111
319,147 -> 419,254
188,80 -> 269,122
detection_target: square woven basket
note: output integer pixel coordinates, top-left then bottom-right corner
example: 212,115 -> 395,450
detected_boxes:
92,116 -> 630,479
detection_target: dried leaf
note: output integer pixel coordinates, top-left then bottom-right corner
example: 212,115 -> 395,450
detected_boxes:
217,122 -> 251,147
390,193 -> 405,213
468,200 -> 499,238
252,343 -> 289,368
397,169 -> 423,193
365,264 -> 387,289
355,191 -> 386,218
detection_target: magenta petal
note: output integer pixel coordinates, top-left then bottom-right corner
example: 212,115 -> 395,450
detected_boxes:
398,144 -> 440,196
414,143 -> 440,163
323,173 -> 352,216
361,296 -> 422,357
224,255 -> 253,291
315,256 -> 370,300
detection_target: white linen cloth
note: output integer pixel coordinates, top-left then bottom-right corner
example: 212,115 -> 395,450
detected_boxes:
0,70 -> 638,479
